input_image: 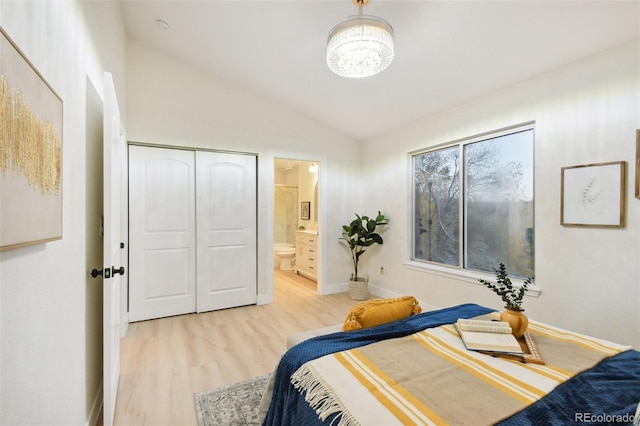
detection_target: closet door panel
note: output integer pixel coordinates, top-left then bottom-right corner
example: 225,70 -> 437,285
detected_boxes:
129,146 -> 196,321
196,151 -> 257,312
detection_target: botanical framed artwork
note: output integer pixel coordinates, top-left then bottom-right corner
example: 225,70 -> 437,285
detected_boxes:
301,201 -> 311,220
560,161 -> 626,228
635,129 -> 639,199
0,27 -> 63,251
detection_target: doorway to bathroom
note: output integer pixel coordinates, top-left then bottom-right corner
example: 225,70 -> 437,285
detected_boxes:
274,158 -> 319,293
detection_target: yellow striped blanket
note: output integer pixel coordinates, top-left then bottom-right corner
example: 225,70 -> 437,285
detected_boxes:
291,313 -> 630,426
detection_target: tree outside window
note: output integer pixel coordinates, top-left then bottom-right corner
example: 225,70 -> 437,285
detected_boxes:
412,127 -> 534,277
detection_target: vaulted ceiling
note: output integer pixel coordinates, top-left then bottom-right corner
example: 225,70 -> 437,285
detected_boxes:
121,1 -> 639,140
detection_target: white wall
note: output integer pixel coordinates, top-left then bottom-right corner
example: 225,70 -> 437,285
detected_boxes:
0,1 -> 126,424
2,3 -> 636,424
125,38 -> 360,297
362,41 -> 640,348
298,164 -> 318,230
0,3 -> 357,422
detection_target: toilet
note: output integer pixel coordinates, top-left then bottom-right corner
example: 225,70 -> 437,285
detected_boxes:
274,243 -> 296,270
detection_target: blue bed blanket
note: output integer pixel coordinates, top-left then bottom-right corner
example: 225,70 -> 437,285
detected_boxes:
499,348 -> 640,425
262,303 -> 494,426
263,303 -> 640,426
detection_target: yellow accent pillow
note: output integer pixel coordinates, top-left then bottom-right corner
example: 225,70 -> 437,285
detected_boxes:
342,296 -> 422,331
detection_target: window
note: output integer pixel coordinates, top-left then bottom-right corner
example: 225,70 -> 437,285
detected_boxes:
412,126 -> 534,278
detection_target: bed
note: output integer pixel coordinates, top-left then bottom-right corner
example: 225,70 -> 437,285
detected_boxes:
260,303 -> 640,425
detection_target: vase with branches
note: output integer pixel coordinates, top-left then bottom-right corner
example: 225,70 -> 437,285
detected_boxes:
478,263 -> 533,311
478,263 -> 534,337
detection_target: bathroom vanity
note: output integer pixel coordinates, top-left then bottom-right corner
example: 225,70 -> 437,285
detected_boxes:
295,231 -> 318,281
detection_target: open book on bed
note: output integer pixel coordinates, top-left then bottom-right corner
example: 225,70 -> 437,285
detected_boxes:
261,304 -> 639,426
454,318 -> 523,354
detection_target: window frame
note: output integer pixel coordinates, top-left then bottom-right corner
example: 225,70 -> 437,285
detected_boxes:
406,123 -> 540,296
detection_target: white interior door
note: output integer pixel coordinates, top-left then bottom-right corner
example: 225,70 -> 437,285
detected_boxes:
102,72 -> 124,426
196,151 -> 257,312
128,146 -> 196,322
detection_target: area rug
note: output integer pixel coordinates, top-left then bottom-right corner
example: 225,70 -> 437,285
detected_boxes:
195,374 -> 271,426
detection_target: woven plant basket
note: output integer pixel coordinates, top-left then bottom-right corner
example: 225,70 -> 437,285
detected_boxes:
348,278 -> 369,300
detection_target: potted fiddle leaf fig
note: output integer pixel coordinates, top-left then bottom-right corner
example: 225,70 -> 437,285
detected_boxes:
340,211 -> 389,300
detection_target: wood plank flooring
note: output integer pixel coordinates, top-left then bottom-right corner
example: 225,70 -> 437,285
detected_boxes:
113,270 -> 356,425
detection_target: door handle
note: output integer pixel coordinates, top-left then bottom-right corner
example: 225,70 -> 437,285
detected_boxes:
91,266 -> 124,278
112,266 -> 125,276
91,268 -> 111,278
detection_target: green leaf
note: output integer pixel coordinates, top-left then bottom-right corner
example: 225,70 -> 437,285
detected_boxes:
340,212 -> 390,281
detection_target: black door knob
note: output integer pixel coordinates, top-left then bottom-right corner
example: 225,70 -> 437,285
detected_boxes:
111,266 -> 125,276
91,268 -> 112,278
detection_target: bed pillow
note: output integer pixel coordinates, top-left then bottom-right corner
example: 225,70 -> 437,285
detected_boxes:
342,296 -> 422,331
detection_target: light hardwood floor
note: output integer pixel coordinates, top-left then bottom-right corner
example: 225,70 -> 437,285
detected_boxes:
112,270 -> 357,425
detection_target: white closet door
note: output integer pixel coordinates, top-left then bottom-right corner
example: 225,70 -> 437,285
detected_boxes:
128,146 -> 196,322
196,151 -> 257,312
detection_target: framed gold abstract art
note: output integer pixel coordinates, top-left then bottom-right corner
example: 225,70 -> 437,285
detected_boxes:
1,27 -> 63,251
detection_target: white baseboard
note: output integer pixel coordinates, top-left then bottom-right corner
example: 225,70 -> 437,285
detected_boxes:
302,281 -> 440,312
320,282 -> 348,295
367,283 -> 401,299
120,312 -> 129,338
257,293 -> 273,305
368,284 -> 439,312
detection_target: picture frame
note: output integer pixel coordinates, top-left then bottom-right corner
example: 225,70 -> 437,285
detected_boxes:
301,201 -> 311,220
560,161 -> 626,228
0,27 -> 63,251
636,129 -> 640,199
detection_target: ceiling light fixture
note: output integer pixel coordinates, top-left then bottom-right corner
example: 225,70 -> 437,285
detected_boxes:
326,0 -> 394,78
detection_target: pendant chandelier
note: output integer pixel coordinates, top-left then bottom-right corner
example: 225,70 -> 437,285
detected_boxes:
326,0 -> 394,78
